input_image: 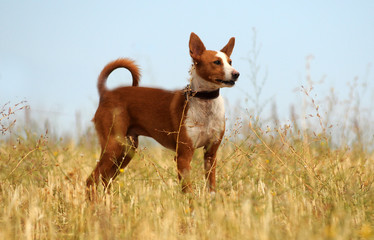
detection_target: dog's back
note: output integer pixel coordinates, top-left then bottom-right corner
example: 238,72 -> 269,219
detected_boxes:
94,86 -> 186,150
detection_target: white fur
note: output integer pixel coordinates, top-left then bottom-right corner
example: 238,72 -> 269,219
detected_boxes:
189,66 -> 218,91
215,51 -> 234,80
185,52 -> 233,148
185,95 -> 225,149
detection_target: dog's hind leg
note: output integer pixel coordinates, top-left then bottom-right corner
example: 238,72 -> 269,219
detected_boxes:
86,137 -> 125,199
102,135 -> 139,188
86,111 -> 134,199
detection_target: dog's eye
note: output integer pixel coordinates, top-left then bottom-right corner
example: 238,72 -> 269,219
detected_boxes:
213,60 -> 221,65
228,60 -> 232,65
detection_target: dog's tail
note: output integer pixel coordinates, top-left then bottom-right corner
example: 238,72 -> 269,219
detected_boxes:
97,58 -> 141,96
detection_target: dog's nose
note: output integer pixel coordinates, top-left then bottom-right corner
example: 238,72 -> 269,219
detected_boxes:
232,71 -> 240,80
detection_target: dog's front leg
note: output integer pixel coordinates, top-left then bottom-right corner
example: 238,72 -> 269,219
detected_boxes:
176,148 -> 194,193
204,140 -> 221,193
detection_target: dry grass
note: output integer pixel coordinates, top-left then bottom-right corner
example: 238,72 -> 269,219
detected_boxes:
1,106 -> 373,239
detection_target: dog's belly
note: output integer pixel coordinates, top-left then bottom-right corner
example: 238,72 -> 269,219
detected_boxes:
185,96 -> 225,148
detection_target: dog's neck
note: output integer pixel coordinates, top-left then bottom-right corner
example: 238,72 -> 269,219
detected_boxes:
189,64 -> 220,91
186,65 -> 220,100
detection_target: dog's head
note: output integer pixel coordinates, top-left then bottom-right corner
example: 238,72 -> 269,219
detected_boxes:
189,32 -> 240,88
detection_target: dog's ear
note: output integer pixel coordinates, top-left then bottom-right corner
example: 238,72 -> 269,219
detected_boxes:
221,37 -> 235,57
189,32 -> 206,62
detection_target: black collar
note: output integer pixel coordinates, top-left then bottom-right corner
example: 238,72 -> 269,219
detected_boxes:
184,85 -> 220,100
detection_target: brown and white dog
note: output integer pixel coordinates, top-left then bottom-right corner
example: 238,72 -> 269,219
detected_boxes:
86,32 -> 239,197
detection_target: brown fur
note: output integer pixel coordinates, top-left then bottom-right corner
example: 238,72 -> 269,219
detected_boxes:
86,33 -> 237,199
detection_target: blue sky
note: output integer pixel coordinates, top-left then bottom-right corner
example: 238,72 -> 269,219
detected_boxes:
1,1 -> 373,136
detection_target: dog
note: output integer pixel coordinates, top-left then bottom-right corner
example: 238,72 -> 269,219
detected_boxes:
86,32 -> 239,197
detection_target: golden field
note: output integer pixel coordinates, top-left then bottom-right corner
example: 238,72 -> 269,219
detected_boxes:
1,97 -> 373,239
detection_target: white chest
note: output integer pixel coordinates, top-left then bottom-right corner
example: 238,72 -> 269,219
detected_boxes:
185,96 -> 225,148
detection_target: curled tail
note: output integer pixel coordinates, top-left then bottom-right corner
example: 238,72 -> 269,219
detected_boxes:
97,58 -> 141,96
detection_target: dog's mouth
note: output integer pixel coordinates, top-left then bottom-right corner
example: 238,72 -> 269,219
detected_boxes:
216,79 -> 236,86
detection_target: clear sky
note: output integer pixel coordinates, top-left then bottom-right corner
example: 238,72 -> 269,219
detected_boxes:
1,1 -> 373,136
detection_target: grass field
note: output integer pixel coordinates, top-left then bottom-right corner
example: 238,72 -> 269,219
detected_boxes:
1,101 -> 373,240
1,65 -> 374,239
